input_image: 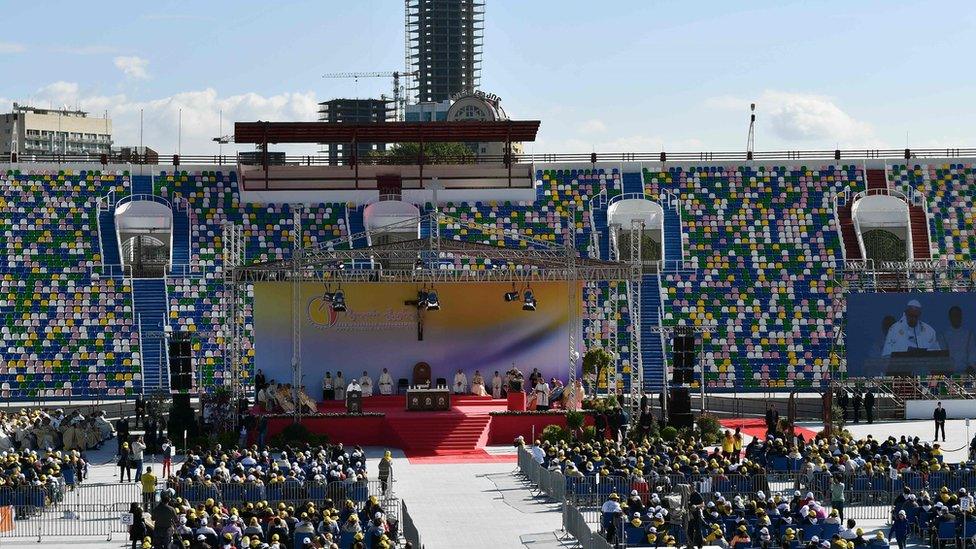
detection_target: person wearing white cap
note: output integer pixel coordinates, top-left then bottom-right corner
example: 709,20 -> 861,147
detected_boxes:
882,299 -> 940,357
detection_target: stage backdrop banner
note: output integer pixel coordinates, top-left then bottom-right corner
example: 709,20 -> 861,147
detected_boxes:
846,292 -> 976,377
254,282 -> 582,393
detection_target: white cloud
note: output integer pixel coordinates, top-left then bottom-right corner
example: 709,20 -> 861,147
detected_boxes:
705,90 -> 880,147
577,119 -> 608,134
15,81 -> 321,154
0,42 -> 25,54
114,56 -> 150,79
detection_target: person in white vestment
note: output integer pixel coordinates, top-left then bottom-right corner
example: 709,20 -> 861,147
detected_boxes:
453,369 -> 468,394
335,371 -> 346,400
378,368 -> 394,395
882,299 -> 941,356
491,371 -> 503,399
470,371 -> 487,396
940,306 -> 976,373
359,371 -> 374,396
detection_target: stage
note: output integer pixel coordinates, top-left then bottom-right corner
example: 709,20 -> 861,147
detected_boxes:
251,394 -> 586,461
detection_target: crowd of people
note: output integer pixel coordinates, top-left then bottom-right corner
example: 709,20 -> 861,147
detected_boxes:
121,442 -> 400,549
131,488 -> 403,549
165,443 -> 376,489
521,408 -> 972,548
0,407 -> 115,452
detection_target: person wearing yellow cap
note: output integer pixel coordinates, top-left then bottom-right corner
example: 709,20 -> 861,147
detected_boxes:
731,524 -> 751,547
378,450 -> 393,493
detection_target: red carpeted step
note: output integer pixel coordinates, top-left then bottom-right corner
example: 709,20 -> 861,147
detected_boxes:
387,413 -> 492,451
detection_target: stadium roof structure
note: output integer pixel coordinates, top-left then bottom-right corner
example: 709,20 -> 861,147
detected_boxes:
234,120 -> 540,145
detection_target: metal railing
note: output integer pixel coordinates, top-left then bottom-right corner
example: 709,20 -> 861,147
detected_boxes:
0,478 -> 397,542
6,147 -> 976,167
0,483 -> 139,542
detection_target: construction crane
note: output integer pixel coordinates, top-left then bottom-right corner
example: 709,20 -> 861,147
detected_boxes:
321,71 -> 418,121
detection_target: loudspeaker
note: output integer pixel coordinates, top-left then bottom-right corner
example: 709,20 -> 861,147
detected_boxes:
672,335 -> 696,384
167,393 -> 198,439
668,387 -> 694,428
168,332 -> 193,391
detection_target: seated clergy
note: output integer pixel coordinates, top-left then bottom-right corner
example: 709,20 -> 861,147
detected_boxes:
453,369 -> 468,394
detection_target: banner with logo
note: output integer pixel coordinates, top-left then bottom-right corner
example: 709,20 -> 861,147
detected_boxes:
253,282 -> 581,393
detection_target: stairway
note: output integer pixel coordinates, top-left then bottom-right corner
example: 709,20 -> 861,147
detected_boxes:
348,206 -> 368,248
98,208 -> 121,266
662,200 -> 682,263
837,203 -> 862,260
171,208 -> 190,266
866,169 -> 887,192
622,172 -> 644,196
639,274 -> 665,392
592,200 -> 610,260
387,412 -> 491,453
133,278 -> 169,393
132,175 -> 153,195
909,205 -> 931,259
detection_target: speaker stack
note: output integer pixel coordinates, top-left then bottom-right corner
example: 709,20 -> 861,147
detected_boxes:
671,335 -> 696,385
166,331 -> 198,438
668,387 -> 694,429
168,332 -> 193,391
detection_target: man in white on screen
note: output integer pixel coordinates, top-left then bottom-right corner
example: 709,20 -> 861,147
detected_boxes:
940,306 -> 976,374
882,299 -> 941,356
358,370 -> 373,396
377,368 -> 394,395
535,378 -> 551,411
453,369 -> 468,394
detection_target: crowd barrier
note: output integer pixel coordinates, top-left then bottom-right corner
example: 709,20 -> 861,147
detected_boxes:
0,479 -> 397,542
517,446 -> 624,548
0,483 -> 139,541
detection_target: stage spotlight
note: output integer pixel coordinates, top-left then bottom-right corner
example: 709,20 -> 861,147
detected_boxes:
331,289 -> 346,312
522,288 -> 537,311
426,289 -> 440,310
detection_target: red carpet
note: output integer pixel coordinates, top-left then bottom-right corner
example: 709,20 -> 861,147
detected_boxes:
403,449 -> 516,464
719,418 -> 819,440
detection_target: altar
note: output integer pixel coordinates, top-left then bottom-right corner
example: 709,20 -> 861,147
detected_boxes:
406,387 -> 451,411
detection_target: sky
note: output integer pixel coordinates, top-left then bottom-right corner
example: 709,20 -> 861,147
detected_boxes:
2,0 -> 974,155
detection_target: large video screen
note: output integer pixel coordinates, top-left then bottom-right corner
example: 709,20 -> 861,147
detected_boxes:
846,292 -> 976,376
253,282 -> 581,393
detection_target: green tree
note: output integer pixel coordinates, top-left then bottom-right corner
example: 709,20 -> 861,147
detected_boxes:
369,142 -> 476,165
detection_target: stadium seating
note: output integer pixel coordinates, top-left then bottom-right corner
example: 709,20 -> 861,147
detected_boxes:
0,169 -> 138,398
889,163 -> 976,260
7,159 -> 976,397
646,165 -> 861,388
